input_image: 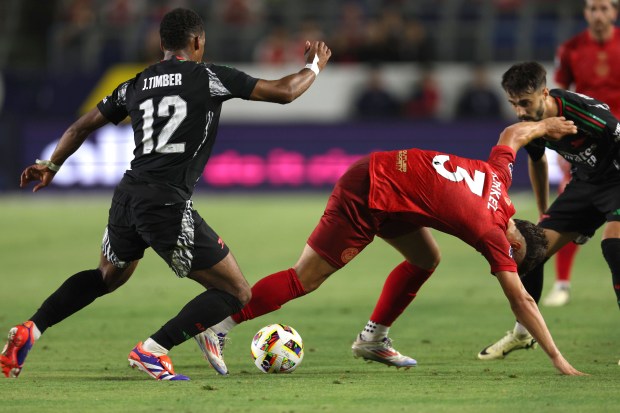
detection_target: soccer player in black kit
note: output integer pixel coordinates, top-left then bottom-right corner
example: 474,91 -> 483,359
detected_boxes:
0,8 -> 331,380
477,61 -> 620,363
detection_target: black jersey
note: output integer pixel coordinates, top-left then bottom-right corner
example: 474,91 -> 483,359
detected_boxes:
97,57 -> 258,201
524,89 -> 620,183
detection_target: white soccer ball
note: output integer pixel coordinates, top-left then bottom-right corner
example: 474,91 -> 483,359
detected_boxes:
250,324 -> 304,373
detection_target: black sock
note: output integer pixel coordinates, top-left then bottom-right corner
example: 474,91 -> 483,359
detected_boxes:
30,269 -> 109,333
520,259 -> 546,303
601,238 -> 620,310
151,289 -> 243,350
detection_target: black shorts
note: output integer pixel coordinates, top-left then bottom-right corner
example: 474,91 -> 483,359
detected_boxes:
103,188 -> 229,277
540,176 -> 620,238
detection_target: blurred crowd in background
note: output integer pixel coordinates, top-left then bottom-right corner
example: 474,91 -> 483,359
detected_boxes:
0,0 -> 594,191
0,0 -> 587,120
1,0 -> 586,70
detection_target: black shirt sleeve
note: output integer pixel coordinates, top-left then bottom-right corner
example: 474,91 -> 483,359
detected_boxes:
96,80 -> 132,125
204,64 -> 259,102
524,139 -> 546,162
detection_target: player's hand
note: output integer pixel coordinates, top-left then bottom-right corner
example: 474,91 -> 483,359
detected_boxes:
20,164 -> 56,192
304,41 -> 331,72
542,117 -> 577,140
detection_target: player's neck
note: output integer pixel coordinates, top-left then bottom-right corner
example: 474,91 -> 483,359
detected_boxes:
544,94 -> 559,118
162,50 -> 192,62
589,26 -> 614,43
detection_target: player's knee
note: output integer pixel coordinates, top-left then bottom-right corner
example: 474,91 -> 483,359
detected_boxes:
99,261 -> 136,292
237,284 -> 252,306
417,251 -> 441,271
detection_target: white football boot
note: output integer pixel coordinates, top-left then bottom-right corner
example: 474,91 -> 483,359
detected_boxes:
352,335 -> 417,368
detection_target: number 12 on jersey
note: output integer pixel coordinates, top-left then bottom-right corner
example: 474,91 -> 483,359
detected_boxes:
139,95 -> 187,154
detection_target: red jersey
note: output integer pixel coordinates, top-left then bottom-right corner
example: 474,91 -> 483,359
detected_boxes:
369,145 -> 517,273
554,27 -> 620,117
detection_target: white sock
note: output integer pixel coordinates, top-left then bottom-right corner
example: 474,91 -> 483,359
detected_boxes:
513,322 -> 530,337
142,338 -> 168,356
360,320 -> 390,341
210,316 -> 237,336
555,281 -> 570,289
30,322 -> 42,341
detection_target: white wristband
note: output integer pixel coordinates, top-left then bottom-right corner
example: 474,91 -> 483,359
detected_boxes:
304,53 -> 320,76
35,159 -> 61,172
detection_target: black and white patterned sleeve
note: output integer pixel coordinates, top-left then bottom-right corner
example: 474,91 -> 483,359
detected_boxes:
97,80 -> 131,125
204,63 -> 259,102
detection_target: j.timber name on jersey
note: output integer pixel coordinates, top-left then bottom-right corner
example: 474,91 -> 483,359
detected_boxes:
142,73 -> 183,91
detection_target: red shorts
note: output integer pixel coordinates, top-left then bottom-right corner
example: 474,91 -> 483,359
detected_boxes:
307,156 -> 420,268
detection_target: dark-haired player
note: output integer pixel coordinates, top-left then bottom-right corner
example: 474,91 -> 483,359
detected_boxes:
200,117 -> 585,376
478,61 -> 620,363
0,8 -> 331,380
543,0 -> 620,306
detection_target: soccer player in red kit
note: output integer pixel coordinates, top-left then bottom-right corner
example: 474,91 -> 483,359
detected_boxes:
545,0 -> 620,306
197,117 -> 584,376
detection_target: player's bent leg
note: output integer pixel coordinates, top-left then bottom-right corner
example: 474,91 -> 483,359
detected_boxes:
188,252 -> 252,306
196,245 -> 338,374
351,228 -> 439,369
294,243 -> 340,293
99,253 -> 140,292
182,253 -> 252,375
1,256 -> 138,379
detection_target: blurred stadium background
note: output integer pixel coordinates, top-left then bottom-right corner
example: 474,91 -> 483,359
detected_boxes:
0,0 -> 587,193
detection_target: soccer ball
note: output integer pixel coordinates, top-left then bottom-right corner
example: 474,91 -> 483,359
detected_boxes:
250,324 -> 304,373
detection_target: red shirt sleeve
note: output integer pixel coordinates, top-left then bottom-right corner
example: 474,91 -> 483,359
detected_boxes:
554,41 -> 573,88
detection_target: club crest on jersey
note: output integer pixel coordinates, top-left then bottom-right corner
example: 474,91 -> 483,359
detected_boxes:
396,150 -> 407,172
341,247 -> 359,264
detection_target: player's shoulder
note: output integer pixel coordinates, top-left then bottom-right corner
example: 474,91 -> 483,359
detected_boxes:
551,88 -> 607,107
560,30 -> 590,50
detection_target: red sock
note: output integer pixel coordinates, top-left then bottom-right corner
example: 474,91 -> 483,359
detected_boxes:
232,268 -> 307,324
369,261 -> 434,326
555,242 -> 578,282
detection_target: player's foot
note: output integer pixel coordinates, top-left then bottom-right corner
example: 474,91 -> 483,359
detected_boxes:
0,321 -> 36,378
351,334 -> 417,368
195,328 -> 228,375
128,342 -> 189,381
542,283 -> 570,307
478,330 -> 537,360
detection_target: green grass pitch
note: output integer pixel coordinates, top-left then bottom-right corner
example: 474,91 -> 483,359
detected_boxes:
0,192 -> 618,413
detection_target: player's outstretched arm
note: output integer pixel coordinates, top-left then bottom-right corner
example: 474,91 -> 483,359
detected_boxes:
495,270 -> 586,376
497,117 -> 577,153
20,107 -> 109,192
527,155 -> 550,217
249,41 -> 331,104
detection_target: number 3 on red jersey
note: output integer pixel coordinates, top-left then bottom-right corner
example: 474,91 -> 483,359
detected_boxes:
432,154 -> 485,197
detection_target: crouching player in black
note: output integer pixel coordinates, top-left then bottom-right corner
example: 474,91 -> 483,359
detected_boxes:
478,61 -> 620,364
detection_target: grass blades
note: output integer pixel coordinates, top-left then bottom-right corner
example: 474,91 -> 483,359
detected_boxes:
0,192 -> 617,413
